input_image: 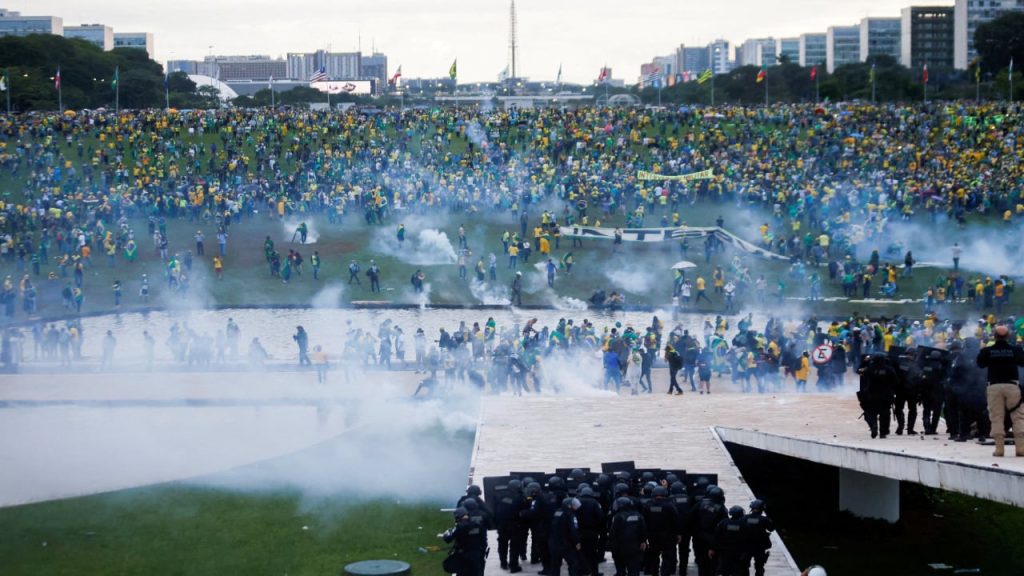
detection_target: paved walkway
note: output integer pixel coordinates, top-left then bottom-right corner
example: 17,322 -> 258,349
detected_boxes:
470,394 -> 801,576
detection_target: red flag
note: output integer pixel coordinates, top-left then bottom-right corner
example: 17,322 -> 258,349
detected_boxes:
54,66 -> 61,90
756,63 -> 766,83
922,64 -> 929,85
598,66 -> 608,82
810,65 -> 817,81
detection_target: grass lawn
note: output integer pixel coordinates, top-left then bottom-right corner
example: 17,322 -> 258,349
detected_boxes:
0,487 -> 453,576
4,199 -> 1008,323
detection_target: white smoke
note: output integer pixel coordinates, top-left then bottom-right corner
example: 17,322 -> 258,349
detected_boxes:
281,217 -> 320,245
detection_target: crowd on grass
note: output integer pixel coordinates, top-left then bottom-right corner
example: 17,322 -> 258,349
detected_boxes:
0,102 -> 1022,318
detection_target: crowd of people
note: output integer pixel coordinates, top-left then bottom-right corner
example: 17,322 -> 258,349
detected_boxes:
0,102 -> 1022,318
444,471 -> 773,576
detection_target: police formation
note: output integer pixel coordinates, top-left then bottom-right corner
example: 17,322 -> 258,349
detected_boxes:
442,468 -> 775,576
857,325 -> 1024,458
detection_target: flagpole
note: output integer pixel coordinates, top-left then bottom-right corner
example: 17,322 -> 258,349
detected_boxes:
165,75 -> 170,110
5,68 -> 10,115
57,66 -> 62,113
115,66 -> 120,114
711,72 -> 715,107
270,77 -> 275,108
815,73 -> 819,103
976,66 -> 980,102
1011,58 -> 1015,102
764,71 -> 768,106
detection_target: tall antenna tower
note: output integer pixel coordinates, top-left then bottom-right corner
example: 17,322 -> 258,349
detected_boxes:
508,0 -> 518,84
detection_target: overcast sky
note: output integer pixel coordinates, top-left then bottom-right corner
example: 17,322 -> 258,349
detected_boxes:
11,0 -> 952,83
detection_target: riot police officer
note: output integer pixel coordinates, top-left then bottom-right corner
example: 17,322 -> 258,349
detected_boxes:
857,354 -> 898,438
918,347 -> 950,435
548,497 -> 583,576
890,347 -> 920,435
576,485 -> 605,576
495,479 -> 528,572
643,486 -> 680,576
609,497 -> 648,576
742,499 -> 775,576
442,507 -> 486,576
691,485 -> 727,576
710,506 -> 746,576
669,481 -> 696,575
522,482 -> 552,570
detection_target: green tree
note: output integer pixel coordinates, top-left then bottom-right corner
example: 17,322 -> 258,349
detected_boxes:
974,11 -> 1024,72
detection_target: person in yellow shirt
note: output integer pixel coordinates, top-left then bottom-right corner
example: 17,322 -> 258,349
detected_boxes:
794,351 -> 810,392
695,276 -> 712,304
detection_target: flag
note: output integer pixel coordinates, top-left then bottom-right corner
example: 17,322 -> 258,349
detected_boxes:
869,63 -> 875,84
598,66 -> 609,83
310,66 -> 328,83
268,75 -> 274,89
556,64 -> 562,85
111,66 -> 119,91
756,63 -> 766,83
810,65 -> 817,81
975,62 -> 980,83
922,63 -> 929,85
697,68 -> 713,84
498,65 -> 509,82
389,65 -> 402,86
1010,57 -> 1014,75
0,70 -> 7,92
164,70 -> 169,90
54,66 -> 61,91
449,59 -> 457,80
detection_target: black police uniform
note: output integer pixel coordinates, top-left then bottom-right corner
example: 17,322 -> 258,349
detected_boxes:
857,355 -> 897,438
741,511 -> 774,576
609,506 -> 648,576
495,488 -> 529,571
576,492 -> 605,576
670,486 -> 696,575
444,517 -> 486,576
548,505 -> 582,576
918,348 -> 950,435
691,496 -> 726,576
643,494 -> 680,576
711,513 -> 745,576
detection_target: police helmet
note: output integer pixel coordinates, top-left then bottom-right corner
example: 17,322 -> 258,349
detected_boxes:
614,483 -> 630,496
665,473 -> 679,485
749,499 -> 765,512
653,486 -> 669,498
614,496 -> 634,511
508,479 -> 523,492
548,476 -> 565,490
526,482 -> 542,497
466,485 -> 482,497
644,481 -> 657,493
578,485 -> 594,498
596,474 -> 611,487
453,507 -> 468,520
462,498 -> 479,512
805,566 -> 828,576
641,471 -> 655,483
522,476 -> 536,486
728,505 -> 745,518
707,485 -> 725,502
569,468 -> 586,480
670,481 -> 686,495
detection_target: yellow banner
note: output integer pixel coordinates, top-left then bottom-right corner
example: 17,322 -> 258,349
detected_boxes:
637,169 -> 714,182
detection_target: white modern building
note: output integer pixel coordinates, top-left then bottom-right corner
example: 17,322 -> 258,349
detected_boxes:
287,50 -> 362,81
799,33 -> 827,67
826,25 -> 861,73
954,0 -> 1024,69
738,38 -> 776,67
114,32 -> 154,58
859,17 -> 902,62
65,24 -> 114,51
708,39 -> 732,75
0,8 -> 62,37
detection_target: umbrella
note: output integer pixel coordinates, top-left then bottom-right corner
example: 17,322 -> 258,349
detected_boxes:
671,260 -> 697,270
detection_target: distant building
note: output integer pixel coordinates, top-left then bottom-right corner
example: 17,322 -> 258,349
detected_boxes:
360,53 -> 388,94
200,55 -> 286,81
708,39 -> 732,75
775,38 -> 800,64
859,17 -> 902,62
681,46 -> 710,75
799,33 -> 827,67
287,50 -> 362,81
65,24 -> 113,50
166,60 -> 199,75
954,0 -> 1024,69
901,6 -> 955,69
114,32 -> 154,58
738,38 -> 777,67
826,25 -> 861,73
0,8 -> 62,37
